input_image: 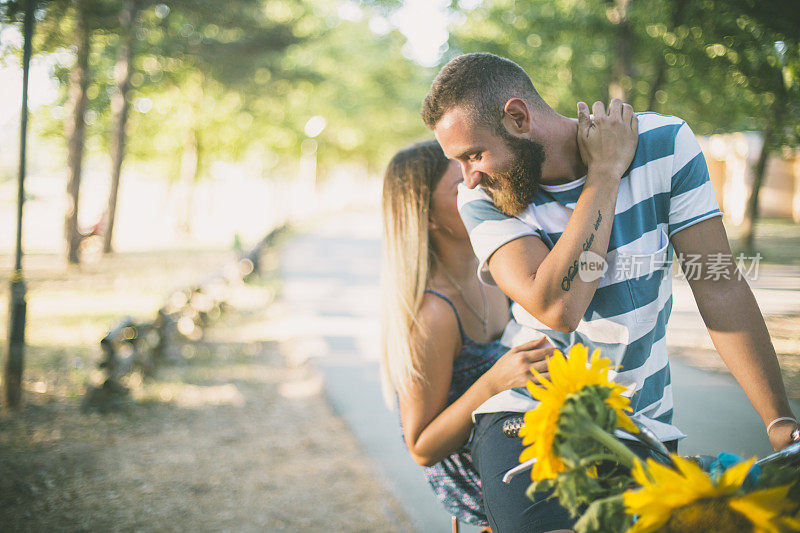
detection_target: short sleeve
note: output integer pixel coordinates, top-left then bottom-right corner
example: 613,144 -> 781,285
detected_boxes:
667,121 -> 722,236
457,184 -> 540,285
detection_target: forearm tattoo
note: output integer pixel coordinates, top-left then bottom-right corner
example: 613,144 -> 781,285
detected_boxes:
593,210 -> 602,230
561,260 -> 579,292
561,210 -> 604,292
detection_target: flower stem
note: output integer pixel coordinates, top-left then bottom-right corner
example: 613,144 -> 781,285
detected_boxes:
577,454 -> 622,468
582,418 -> 640,469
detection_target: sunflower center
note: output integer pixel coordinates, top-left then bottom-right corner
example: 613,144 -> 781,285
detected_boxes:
662,497 -> 754,533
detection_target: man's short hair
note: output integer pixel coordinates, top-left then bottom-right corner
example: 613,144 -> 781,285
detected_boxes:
421,53 -> 547,130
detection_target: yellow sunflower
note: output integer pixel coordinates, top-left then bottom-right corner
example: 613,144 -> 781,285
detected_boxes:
518,343 -> 639,481
624,454 -> 800,533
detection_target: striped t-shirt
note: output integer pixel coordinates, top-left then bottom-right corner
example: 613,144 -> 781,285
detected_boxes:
458,113 -> 722,443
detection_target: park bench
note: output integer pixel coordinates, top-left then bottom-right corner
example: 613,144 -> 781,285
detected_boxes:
82,225 -> 286,412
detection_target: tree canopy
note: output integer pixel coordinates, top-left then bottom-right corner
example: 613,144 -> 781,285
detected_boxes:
449,0 -> 799,142
2,0 -> 797,179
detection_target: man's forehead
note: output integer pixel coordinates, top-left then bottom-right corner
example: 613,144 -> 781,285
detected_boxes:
434,107 -> 489,159
437,106 -> 471,132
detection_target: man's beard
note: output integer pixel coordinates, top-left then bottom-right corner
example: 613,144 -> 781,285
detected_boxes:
482,130 -> 545,216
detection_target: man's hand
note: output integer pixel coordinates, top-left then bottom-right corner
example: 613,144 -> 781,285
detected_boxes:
577,98 -> 638,179
488,100 -> 638,333
671,217 -> 798,453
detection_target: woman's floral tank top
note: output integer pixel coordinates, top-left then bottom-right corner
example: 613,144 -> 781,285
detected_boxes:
417,289 -> 507,527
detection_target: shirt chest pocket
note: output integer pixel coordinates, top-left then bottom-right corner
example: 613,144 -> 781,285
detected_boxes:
607,229 -> 671,324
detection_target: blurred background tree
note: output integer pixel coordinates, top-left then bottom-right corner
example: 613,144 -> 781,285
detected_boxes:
449,0 -> 798,135
0,0 -> 797,261
0,0 -> 432,261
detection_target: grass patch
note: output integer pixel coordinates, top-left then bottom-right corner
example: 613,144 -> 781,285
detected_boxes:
728,217 -> 800,265
0,247 -> 276,406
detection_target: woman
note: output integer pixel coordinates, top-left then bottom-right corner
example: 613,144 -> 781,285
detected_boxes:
380,140 -> 574,531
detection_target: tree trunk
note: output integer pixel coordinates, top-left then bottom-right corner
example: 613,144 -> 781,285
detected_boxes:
741,124 -> 773,253
103,0 -> 138,254
64,1 -> 92,265
741,66 -> 787,253
608,0 -> 632,102
5,0 -> 35,409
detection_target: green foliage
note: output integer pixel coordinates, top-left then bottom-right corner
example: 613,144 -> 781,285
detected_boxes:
527,461 -> 634,520
120,0 -> 311,177
126,0 -> 432,175
638,0 -> 799,139
292,13 -> 433,171
573,494 -> 632,533
450,0 -> 616,118
2,0 -> 434,179
448,0 -> 800,143
7,0 -> 796,182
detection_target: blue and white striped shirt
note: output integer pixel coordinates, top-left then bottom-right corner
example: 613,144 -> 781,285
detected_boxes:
458,113 -> 722,442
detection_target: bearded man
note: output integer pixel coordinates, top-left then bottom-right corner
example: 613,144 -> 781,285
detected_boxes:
421,52 -> 798,532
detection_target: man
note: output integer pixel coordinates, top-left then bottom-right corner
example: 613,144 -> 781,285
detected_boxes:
422,52 -> 798,531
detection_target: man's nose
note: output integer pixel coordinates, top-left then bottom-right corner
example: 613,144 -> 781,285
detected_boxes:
461,164 -> 483,189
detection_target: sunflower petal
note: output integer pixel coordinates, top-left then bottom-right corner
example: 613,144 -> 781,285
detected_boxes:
717,457 -> 756,492
671,455 -> 716,494
617,412 -> 639,434
629,458 -> 651,486
547,351 -> 569,387
519,445 -> 536,463
729,485 -> 794,533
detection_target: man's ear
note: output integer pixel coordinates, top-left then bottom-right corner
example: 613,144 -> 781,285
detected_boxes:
501,98 -> 532,135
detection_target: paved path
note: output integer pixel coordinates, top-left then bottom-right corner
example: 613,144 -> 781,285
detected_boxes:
271,209 -> 800,532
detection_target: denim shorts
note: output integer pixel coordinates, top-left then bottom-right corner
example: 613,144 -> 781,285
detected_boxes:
469,411 -> 678,532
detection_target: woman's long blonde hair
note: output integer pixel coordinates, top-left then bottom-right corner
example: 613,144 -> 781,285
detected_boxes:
380,140 -> 449,409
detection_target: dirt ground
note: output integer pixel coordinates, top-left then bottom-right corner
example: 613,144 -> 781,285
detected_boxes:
0,250 -> 412,532
2,215 -> 798,531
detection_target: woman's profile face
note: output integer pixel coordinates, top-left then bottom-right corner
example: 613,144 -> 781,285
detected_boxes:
430,160 -> 469,242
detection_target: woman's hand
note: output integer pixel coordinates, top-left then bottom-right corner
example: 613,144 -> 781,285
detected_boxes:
486,337 -> 556,395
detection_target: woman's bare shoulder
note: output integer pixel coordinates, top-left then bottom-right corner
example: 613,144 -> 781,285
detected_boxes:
414,291 -> 461,348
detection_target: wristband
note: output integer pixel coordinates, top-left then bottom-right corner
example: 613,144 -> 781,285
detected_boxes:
766,417 -> 798,434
